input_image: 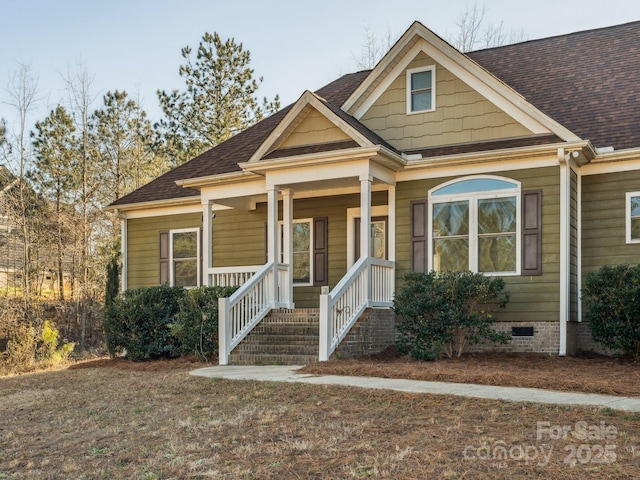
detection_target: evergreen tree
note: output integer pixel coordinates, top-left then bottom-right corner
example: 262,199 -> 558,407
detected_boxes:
92,90 -> 160,207
156,32 -> 280,166
30,105 -> 77,301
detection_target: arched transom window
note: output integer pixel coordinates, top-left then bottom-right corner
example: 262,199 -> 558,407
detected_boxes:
428,176 -> 521,275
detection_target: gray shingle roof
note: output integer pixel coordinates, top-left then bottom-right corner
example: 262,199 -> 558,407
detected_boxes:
110,22 -> 640,208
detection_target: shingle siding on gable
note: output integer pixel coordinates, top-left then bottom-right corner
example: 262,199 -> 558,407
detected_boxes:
359,51 -> 532,151
279,108 -> 351,148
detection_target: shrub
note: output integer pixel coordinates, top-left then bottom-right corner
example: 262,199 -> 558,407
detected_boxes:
582,264 -> 640,359
170,286 -> 237,361
39,320 -> 74,364
104,285 -> 185,361
393,271 -> 510,360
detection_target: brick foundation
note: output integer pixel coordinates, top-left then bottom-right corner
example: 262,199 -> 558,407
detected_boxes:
465,321 -> 561,355
567,320 -> 619,356
333,308 -> 397,359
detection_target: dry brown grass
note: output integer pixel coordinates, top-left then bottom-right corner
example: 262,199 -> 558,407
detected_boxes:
2,357 -> 640,479
301,348 -> 640,397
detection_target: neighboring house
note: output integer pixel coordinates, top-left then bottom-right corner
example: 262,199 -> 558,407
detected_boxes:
0,165 -> 72,297
107,21 -> 640,364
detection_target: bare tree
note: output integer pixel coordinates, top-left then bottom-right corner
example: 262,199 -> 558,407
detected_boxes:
352,25 -> 396,70
447,2 -> 528,52
3,64 -> 39,300
64,63 -> 99,351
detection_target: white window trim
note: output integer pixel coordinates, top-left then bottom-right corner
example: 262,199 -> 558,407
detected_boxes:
279,218 -> 313,287
406,65 -> 436,115
626,191 -> 640,244
428,176 -> 521,276
169,227 -> 201,288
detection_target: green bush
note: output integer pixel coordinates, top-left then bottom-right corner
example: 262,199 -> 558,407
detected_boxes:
103,285 -> 237,362
582,264 -> 640,359
393,271 -> 510,360
104,285 -> 185,361
170,286 -> 237,360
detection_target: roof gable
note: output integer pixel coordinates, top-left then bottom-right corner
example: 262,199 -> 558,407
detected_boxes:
343,21 -> 579,144
248,91 -> 379,163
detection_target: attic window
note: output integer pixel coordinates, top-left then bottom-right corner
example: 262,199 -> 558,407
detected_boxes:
407,66 -> 435,114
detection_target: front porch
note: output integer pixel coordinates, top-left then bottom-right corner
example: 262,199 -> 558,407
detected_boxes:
197,174 -> 398,365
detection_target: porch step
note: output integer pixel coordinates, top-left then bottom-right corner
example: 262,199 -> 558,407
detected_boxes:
229,308 -> 320,366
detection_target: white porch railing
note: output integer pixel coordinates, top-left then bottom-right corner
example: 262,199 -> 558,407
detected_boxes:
319,257 -> 394,361
207,265 -> 261,287
217,262 -> 291,365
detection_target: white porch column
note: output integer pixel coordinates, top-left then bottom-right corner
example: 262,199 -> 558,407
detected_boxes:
359,174 -> 373,259
202,200 -> 213,286
267,186 -> 279,305
360,174 -> 373,307
282,188 -> 294,308
388,185 -> 396,262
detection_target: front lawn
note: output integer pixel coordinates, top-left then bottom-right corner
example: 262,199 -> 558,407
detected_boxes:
1,358 -> 640,479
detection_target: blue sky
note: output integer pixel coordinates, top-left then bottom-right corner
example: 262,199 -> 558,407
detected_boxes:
1,0 -> 638,131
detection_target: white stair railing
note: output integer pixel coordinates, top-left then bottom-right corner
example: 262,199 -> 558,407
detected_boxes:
217,262 -> 291,365
218,263 -> 275,365
319,257 -> 394,361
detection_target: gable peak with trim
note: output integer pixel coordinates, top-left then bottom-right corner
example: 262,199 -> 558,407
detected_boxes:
340,21 -> 579,153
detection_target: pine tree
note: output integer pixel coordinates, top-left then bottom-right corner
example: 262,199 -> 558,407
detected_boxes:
156,32 -> 280,166
31,105 -> 77,301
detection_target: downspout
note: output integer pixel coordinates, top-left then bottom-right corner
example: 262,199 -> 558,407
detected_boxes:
557,148 -> 572,356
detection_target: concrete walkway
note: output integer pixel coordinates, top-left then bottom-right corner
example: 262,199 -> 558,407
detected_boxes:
190,365 -> 640,412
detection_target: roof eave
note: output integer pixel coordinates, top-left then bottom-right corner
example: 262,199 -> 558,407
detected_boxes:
103,195 -> 201,213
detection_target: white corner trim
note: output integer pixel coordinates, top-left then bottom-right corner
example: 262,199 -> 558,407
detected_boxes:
558,148 -> 569,356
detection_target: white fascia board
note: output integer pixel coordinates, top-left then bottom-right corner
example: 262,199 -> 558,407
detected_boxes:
581,147 -> 640,175
200,178 -> 267,203
175,170 -> 261,189
104,196 -> 201,214
397,156 -> 559,182
121,202 -> 207,219
265,159 -> 373,187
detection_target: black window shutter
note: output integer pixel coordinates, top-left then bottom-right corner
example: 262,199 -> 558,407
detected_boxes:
410,199 -> 428,273
522,189 -> 542,276
159,231 -> 170,284
313,217 -> 328,286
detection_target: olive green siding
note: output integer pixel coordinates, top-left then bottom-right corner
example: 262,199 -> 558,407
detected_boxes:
211,192 -> 388,308
395,166 -> 561,323
570,169 -> 579,322
211,205 -> 269,268
127,212 -> 202,289
360,51 -> 532,151
582,170 -> 640,275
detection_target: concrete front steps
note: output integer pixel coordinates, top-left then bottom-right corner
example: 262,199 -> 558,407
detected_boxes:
228,308 -> 320,365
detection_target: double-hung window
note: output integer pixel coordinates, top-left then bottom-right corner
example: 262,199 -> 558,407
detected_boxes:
170,228 -> 200,287
279,219 -> 313,285
429,177 -> 520,275
407,66 -> 435,114
627,192 -> 640,243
